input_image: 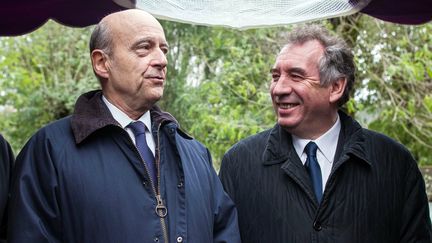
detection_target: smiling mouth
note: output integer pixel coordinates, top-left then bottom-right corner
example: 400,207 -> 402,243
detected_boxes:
278,103 -> 298,109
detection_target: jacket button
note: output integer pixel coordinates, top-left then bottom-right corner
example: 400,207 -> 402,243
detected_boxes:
313,221 -> 322,231
154,237 -> 159,242
176,236 -> 183,242
177,182 -> 183,188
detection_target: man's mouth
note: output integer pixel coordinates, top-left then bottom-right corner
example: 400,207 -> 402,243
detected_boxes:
146,75 -> 164,80
278,103 -> 298,109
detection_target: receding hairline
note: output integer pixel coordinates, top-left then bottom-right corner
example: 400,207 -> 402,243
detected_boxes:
100,9 -> 163,30
90,9 -> 165,54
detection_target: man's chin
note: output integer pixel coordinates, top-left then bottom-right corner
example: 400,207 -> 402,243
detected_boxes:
149,93 -> 163,104
277,117 -> 299,131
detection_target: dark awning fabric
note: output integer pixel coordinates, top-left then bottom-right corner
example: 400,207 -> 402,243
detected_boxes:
361,0 -> 432,25
0,0 -> 128,36
1,0 -> 431,36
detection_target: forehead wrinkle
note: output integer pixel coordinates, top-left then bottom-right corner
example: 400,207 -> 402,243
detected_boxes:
276,44 -> 323,73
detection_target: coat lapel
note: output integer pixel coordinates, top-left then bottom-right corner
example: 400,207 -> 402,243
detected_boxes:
262,124 -> 319,206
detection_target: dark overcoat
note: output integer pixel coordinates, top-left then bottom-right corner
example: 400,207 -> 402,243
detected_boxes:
220,111 -> 431,243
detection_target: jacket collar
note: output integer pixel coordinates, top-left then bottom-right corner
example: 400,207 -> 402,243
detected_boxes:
336,111 -> 371,166
262,124 -> 293,165
71,90 -> 178,144
262,110 -> 371,166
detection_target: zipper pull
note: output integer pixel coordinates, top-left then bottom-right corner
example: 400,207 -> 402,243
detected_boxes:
155,194 -> 168,218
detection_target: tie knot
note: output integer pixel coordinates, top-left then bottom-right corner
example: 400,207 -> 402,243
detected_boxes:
305,141 -> 318,157
128,121 -> 147,136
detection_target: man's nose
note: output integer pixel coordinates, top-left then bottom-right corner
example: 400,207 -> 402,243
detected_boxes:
272,76 -> 293,94
149,49 -> 167,69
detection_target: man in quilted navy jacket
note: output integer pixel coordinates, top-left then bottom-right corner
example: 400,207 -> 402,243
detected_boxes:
9,9 -> 240,243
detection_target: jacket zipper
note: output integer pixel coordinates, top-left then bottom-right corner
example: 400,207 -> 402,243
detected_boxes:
155,123 -> 169,243
121,124 -> 169,243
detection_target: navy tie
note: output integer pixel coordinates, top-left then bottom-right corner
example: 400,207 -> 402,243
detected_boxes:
304,142 -> 323,203
128,121 -> 157,186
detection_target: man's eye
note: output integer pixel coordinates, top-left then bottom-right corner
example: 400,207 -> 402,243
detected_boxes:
135,45 -> 151,56
138,45 -> 150,50
161,47 -> 168,54
272,74 -> 280,81
290,74 -> 304,81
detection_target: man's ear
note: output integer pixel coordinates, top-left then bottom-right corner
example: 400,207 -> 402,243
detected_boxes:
329,77 -> 347,104
91,50 -> 110,79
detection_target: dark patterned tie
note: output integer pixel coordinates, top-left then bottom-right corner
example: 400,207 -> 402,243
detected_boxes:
128,121 -> 157,186
304,142 -> 323,203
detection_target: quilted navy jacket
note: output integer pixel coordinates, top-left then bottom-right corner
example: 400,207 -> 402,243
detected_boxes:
9,90 -> 240,243
220,111 -> 431,243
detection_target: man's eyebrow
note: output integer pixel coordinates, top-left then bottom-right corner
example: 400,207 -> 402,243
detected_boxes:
270,68 -> 279,74
131,37 -> 169,49
270,67 -> 306,75
160,41 -> 169,49
286,67 -> 306,75
130,37 -> 152,49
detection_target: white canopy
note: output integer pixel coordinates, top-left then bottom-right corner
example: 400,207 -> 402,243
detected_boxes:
135,0 -> 371,29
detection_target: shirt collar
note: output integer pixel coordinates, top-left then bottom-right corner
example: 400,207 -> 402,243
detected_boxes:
292,114 -> 341,163
102,95 -> 152,130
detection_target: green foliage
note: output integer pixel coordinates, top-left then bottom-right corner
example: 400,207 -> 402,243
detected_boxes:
0,21 -> 98,151
348,17 -> 432,165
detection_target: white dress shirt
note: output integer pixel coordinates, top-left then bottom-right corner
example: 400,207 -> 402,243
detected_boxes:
292,115 -> 341,192
102,95 -> 156,156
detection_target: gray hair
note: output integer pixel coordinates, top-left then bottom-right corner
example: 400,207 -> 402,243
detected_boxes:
283,24 -> 355,106
89,21 -> 113,55
89,21 -> 113,82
